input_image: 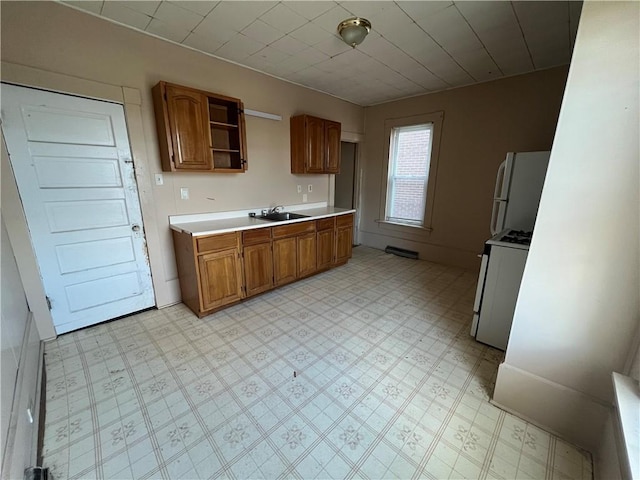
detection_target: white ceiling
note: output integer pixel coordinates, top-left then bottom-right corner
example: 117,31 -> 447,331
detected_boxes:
60,1 -> 582,106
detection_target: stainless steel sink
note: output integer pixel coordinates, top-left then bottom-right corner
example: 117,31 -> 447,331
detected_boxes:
258,212 -> 310,222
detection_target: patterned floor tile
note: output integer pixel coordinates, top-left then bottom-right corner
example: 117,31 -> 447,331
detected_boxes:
41,247 -> 592,479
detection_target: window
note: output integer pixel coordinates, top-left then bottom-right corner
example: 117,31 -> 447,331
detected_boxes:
385,123 -> 434,226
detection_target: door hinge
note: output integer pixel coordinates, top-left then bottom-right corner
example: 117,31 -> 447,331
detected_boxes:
45,296 -> 52,311
164,93 -> 167,101
24,466 -> 50,480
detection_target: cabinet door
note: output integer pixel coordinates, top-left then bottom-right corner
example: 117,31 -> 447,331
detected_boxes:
243,242 -> 273,297
316,228 -> 334,271
198,249 -> 243,311
305,116 -> 325,173
325,120 -> 341,174
335,226 -> 353,264
297,233 -> 317,277
166,85 -> 212,170
273,237 -> 297,286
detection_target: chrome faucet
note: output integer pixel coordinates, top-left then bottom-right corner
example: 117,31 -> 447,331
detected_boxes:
268,205 -> 284,214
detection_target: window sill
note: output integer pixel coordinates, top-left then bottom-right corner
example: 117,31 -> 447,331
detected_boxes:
376,219 -> 433,233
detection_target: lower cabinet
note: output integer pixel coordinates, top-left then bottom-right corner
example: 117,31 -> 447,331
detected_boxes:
242,228 -> 273,297
199,249 -> 244,310
335,213 -> 354,265
173,214 -> 353,317
272,221 -> 317,286
172,230 -> 244,317
273,236 -> 297,286
243,242 -> 273,297
297,233 -> 317,277
316,217 -> 335,271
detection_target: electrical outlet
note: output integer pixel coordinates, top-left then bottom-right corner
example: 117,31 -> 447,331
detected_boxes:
302,194 -> 308,202
307,184 -> 313,193
297,185 -> 302,193
154,173 -> 164,186
180,187 -> 189,200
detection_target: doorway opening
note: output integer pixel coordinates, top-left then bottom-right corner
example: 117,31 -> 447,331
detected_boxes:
336,141 -> 360,245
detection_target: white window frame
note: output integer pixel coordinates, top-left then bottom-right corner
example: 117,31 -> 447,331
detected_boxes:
378,111 -> 444,232
385,123 -> 433,226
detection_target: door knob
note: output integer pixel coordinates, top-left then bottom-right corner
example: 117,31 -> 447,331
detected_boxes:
132,225 -> 140,232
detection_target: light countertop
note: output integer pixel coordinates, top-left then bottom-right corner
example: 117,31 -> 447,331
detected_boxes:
170,206 -> 355,236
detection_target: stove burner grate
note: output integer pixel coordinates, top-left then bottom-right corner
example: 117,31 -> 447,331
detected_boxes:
501,230 -> 533,245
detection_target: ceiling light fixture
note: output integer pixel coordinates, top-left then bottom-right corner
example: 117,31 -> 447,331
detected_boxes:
337,17 -> 372,48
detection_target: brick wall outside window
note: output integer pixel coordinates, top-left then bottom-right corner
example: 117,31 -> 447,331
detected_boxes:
388,126 -> 432,223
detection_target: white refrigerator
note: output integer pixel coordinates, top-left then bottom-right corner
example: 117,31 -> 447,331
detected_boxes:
472,151 -> 550,350
490,151 -> 551,235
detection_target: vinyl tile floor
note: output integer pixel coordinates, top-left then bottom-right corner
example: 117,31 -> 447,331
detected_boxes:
41,247 -> 592,479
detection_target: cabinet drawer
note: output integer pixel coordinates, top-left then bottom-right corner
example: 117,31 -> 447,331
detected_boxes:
196,232 -> 238,253
336,213 -> 354,228
272,221 -> 315,238
243,228 -> 271,245
316,217 -> 335,231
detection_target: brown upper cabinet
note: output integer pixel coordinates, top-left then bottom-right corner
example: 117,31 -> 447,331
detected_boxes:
290,114 -> 341,174
152,81 -> 247,173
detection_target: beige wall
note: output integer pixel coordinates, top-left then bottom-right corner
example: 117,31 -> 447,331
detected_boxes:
1,217 -> 42,478
360,67 -> 568,269
0,1 -> 364,321
493,0 -> 639,460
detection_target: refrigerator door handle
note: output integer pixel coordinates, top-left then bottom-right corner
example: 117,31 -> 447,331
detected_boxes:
491,159 -> 509,235
490,199 -> 502,235
494,160 -> 508,201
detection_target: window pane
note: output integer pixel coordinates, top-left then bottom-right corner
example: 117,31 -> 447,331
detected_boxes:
389,178 -> 427,222
386,124 -> 433,225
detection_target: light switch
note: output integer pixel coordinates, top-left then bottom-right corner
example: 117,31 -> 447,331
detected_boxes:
180,187 -> 189,200
154,173 -> 164,186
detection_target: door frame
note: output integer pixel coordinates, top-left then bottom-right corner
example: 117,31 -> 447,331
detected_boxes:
1,62 -> 163,340
329,131 -> 363,245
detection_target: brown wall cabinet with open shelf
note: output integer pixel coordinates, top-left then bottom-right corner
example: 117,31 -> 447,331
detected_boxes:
152,81 -> 248,173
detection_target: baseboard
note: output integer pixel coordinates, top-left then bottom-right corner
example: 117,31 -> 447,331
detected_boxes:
493,362 -> 610,452
35,341 -> 46,467
359,230 -> 479,270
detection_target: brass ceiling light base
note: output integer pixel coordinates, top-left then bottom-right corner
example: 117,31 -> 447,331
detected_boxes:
337,17 -> 372,48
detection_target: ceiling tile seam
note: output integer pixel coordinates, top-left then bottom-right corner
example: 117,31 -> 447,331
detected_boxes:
134,0 -> 162,31
355,48 -> 434,95
149,1 -> 162,18
374,32 -> 452,89
452,2 -> 504,77
509,1 -> 536,70
237,2 -> 312,57
394,1 -> 477,84
180,5 -> 210,41
56,2 -> 363,106
365,61 -> 572,108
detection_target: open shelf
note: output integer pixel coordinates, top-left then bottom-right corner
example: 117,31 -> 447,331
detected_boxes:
210,121 -> 238,129
153,81 -> 247,173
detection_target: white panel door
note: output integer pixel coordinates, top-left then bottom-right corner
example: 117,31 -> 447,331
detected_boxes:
1,83 -> 154,334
